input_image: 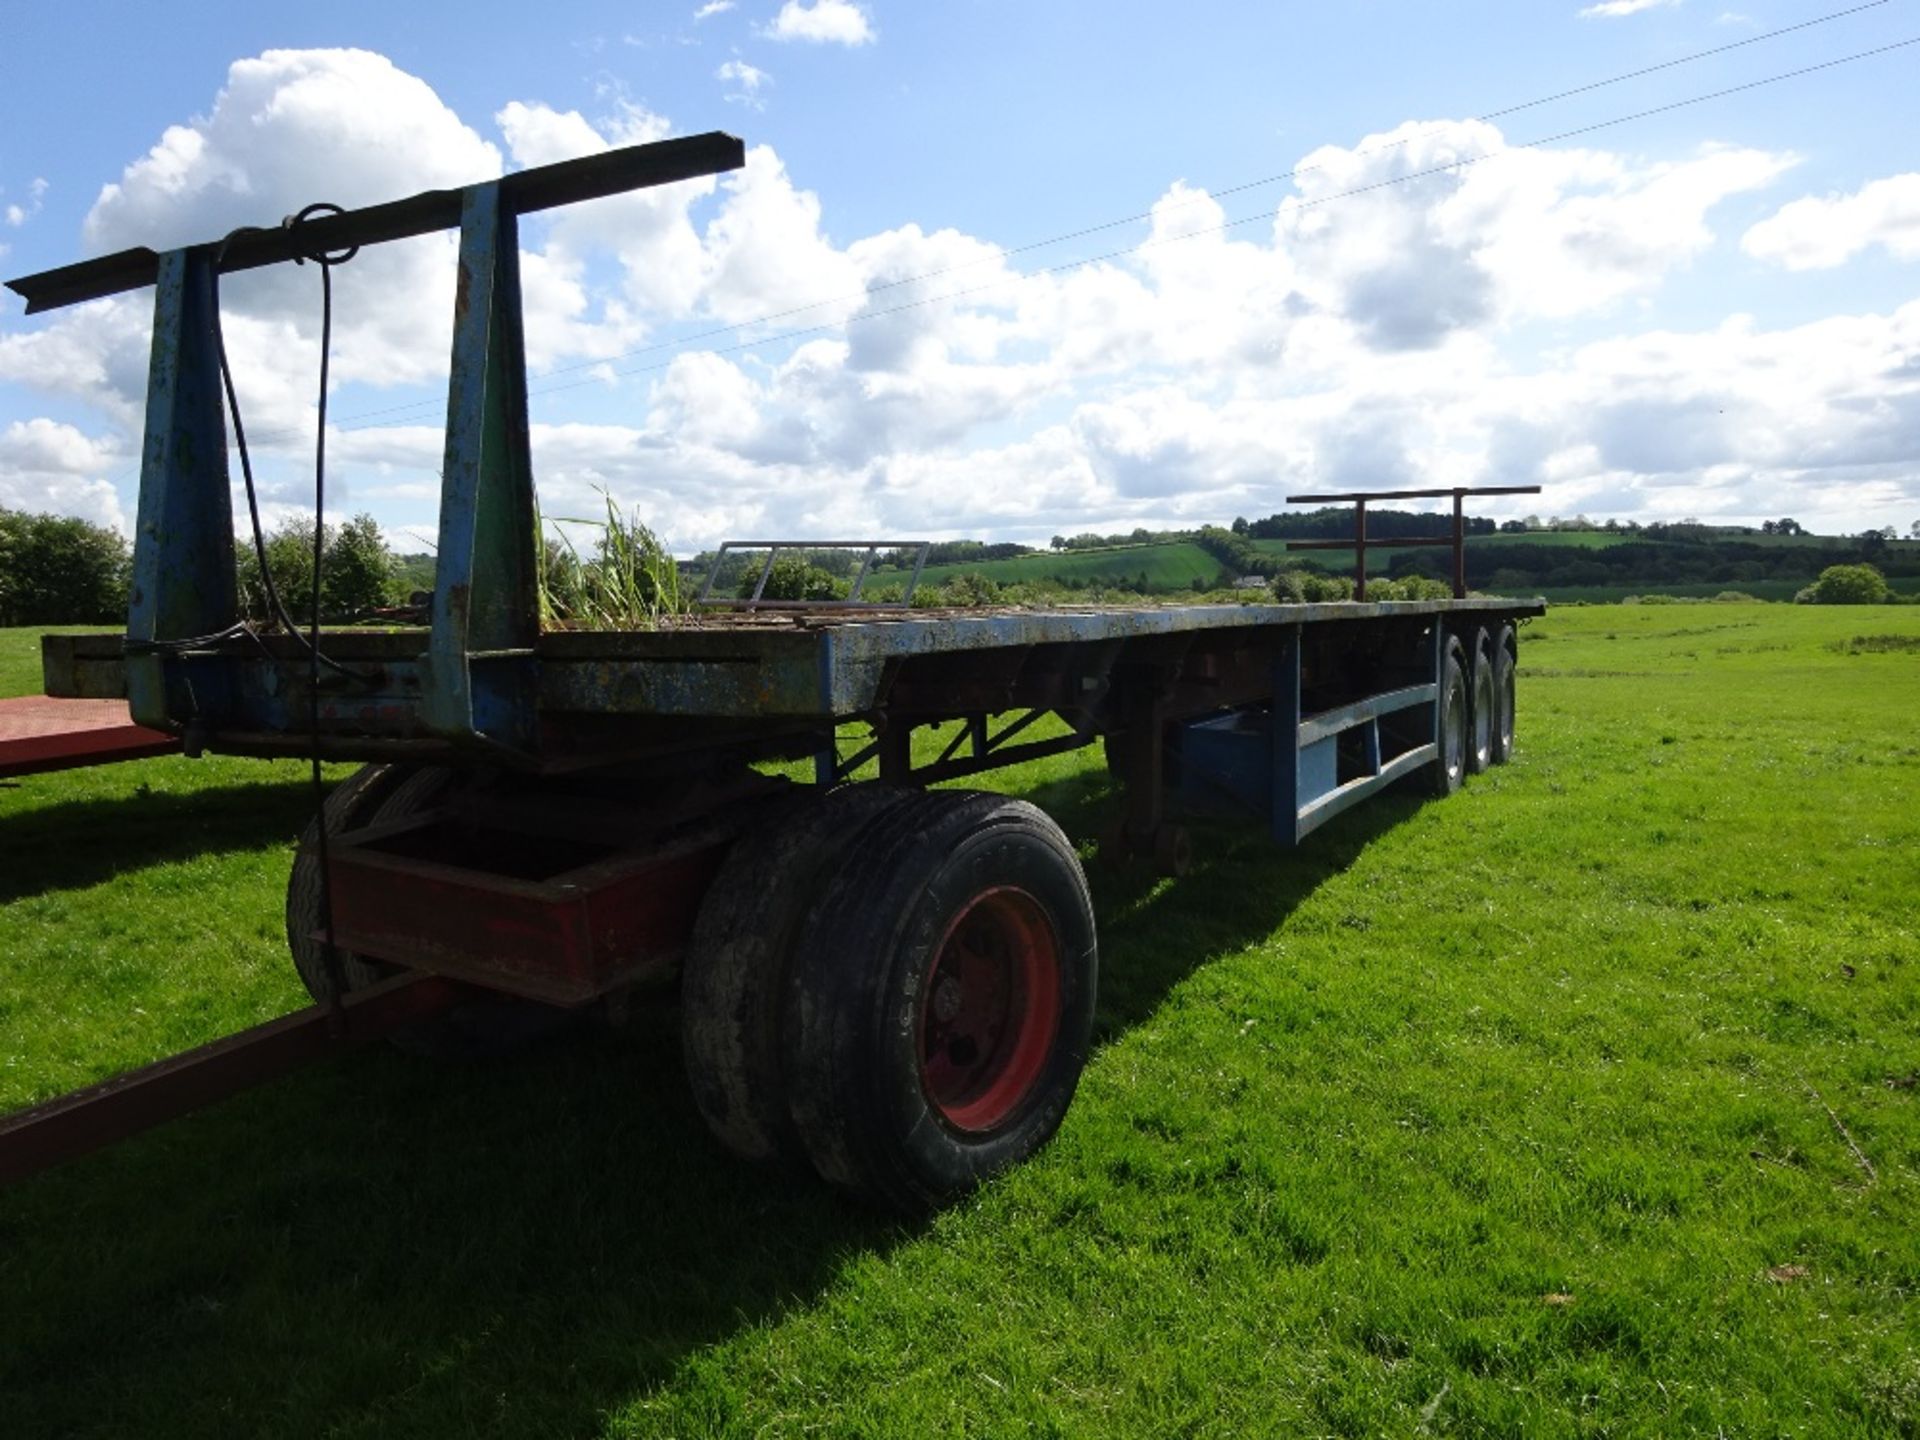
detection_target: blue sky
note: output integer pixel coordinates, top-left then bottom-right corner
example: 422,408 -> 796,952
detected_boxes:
3,0 -> 1917,552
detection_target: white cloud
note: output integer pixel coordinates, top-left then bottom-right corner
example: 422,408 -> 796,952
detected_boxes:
765,0 -> 874,46
0,419 -> 127,529
699,144 -> 862,325
494,98 -> 716,359
693,1 -> 734,17
1742,173 -> 1920,270
61,46 -> 505,441
1579,0 -> 1682,17
5,177 -> 48,228
716,59 -> 771,108
1275,121 -> 1793,345
8,47 -> 1914,546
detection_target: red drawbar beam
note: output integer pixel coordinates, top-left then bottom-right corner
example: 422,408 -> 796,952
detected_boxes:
0,696 -> 178,777
322,830 -> 726,1005
0,973 -> 466,1187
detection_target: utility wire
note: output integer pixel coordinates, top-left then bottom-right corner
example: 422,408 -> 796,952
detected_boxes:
320,30 -> 1918,432
209,7 -> 1906,452
302,0 -> 1892,436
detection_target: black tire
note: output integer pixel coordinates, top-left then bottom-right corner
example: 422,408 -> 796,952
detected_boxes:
286,763 -> 411,1001
781,791 -> 1098,1212
1490,623 -> 1516,765
1466,629 -> 1495,775
287,765 -> 574,1061
680,784 -> 914,1164
1429,644 -> 1468,798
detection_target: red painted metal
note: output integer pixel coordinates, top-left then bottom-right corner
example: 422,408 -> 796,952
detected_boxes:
0,972 -> 465,1187
321,815 -> 728,1004
919,886 -> 1063,1133
0,696 -> 178,778
1283,484 -> 1544,599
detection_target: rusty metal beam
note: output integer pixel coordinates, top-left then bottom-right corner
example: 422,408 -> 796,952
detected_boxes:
1286,485 -> 1544,503
0,696 -> 179,777
5,133 -> 745,314
1282,485 -> 1544,600
0,973 -> 466,1187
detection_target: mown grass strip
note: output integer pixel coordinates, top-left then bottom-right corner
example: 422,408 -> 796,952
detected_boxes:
0,606 -> 1915,1437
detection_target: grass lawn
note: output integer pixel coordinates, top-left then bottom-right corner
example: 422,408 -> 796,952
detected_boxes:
2,606 -> 1917,1437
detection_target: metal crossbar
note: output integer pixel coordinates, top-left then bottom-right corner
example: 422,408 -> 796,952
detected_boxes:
696,540 -> 933,611
1283,485 -> 1542,601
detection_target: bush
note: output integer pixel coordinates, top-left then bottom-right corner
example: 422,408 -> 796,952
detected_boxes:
1712,591 -> 1763,604
236,512 -> 398,624
1799,563 -> 1891,605
322,514 -> 397,619
740,555 -> 841,603
1270,570 -> 1307,604
0,507 -> 131,625
934,573 -> 1002,608
1370,575 -> 1453,602
1299,573 -> 1354,603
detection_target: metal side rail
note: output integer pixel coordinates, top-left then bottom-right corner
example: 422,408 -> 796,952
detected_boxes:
0,973 -> 468,1187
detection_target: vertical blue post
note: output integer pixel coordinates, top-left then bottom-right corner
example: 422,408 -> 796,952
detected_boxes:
1429,622 -> 1446,750
126,247 -> 237,730
424,182 -> 539,750
1269,626 -> 1301,846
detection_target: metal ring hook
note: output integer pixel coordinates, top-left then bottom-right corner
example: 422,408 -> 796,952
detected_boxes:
282,202 -> 359,267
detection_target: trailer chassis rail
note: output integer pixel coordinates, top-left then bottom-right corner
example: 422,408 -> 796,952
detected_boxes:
0,973 -> 470,1186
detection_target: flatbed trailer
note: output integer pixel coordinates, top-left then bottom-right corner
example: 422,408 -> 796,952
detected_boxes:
1,132 -> 1543,1210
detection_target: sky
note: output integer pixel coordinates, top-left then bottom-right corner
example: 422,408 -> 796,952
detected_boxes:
1,0 -> 1917,555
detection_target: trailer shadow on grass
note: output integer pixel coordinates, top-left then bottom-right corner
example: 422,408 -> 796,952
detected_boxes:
0,767 -> 1426,1439
0,778 -> 318,903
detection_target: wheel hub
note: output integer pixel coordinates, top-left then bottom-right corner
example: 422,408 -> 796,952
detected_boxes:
932,975 -> 964,1024
919,886 -> 1063,1133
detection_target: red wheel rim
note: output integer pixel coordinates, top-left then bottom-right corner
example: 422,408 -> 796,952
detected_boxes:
918,886 -> 1063,1133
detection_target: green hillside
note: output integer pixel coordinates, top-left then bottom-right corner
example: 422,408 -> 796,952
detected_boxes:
807,526 -> 1920,602
1248,531 -> 1634,577
903,541 -> 1223,592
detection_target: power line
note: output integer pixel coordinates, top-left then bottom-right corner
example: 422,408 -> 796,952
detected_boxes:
195,7 -> 1907,456
312,0 -> 1892,434
323,30 -> 1918,437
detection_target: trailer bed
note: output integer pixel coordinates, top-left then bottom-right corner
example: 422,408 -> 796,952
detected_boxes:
45,598 -> 1541,758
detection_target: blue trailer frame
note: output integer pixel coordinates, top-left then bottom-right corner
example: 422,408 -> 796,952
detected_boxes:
6,132 -> 1542,1200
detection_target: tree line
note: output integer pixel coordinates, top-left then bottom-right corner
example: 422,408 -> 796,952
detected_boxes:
1422,535 -> 1920,594
0,505 -> 404,627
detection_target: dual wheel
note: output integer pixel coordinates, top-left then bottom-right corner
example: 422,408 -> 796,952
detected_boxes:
1431,622 -> 1517,797
680,786 -> 1098,1212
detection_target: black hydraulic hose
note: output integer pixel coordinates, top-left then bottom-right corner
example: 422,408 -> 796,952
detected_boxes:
294,205 -> 357,1024
210,204 -> 368,1023
208,213 -> 370,685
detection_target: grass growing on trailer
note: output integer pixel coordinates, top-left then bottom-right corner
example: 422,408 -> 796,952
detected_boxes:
1,606 -> 1917,1437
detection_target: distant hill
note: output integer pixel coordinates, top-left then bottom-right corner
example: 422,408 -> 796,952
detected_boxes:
879,526 -> 1920,599
646,511 -> 1920,602
907,541 -> 1221,593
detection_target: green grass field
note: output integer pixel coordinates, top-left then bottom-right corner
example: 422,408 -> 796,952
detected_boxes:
2,607 -> 1918,1438
1523,581 -> 1920,605
1249,530 -> 1634,575
887,531 -> 1919,596
906,531 -> 1669,594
